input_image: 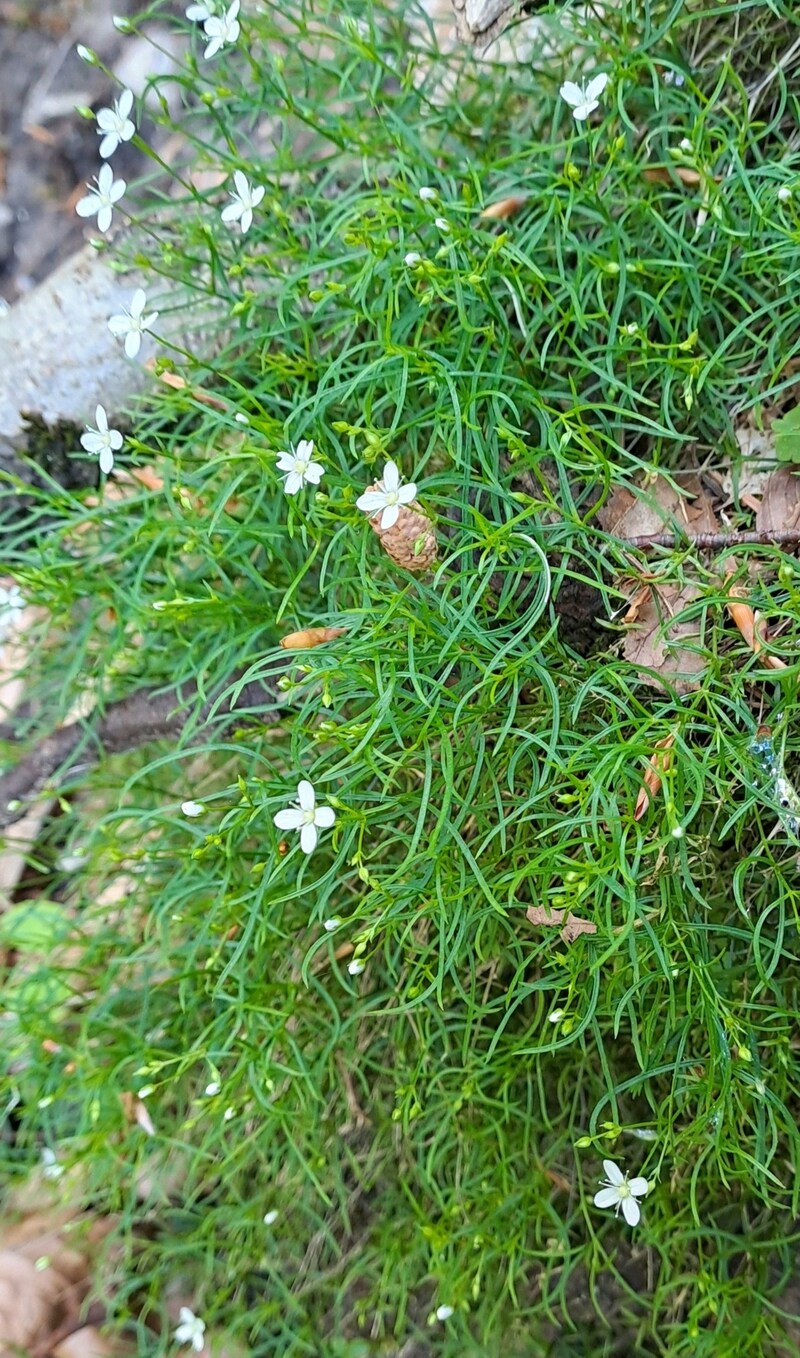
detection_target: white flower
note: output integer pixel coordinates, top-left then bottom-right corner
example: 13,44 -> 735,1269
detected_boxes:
174,1307 -> 206,1352
223,1106 -> 236,1121
112,15 -> 134,31
323,917 -> 342,932
348,958 -> 365,975
559,72 -> 609,122
593,1160 -> 648,1227
434,216 -> 450,232
96,88 -> 136,159
273,779 -> 335,856
0,584 -> 25,643
80,404 -> 122,474
108,287 -> 159,358
204,1081 -> 220,1096
41,1149 -> 63,1181
203,0 -> 240,59
75,163 -> 126,234
356,459 -> 417,530
435,1305 -> 454,1322
235,412 -> 249,424
76,44 -> 96,63
404,251 -> 423,267
548,1008 -> 564,1023
778,185 -> 793,203
263,1209 -> 279,1225
276,440 -> 324,495
419,186 -> 437,201
181,800 -> 205,817
221,170 -> 265,235
679,137 -> 693,153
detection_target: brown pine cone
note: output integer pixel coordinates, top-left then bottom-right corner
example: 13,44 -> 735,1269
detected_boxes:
364,491 -> 438,572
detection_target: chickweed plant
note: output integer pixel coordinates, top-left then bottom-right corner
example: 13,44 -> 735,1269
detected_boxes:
3,0 -> 800,1352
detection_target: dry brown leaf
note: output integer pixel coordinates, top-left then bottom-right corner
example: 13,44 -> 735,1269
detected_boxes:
53,1326 -> 125,1358
526,904 -> 597,944
634,733 -> 676,821
723,562 -> 787,669
279,626 -> 347,650
152,367 -> 228,412
642,164 -> 703,187
479,195 -> 528,220
599,475 -> 718,540
756,467 -> 800,535
621,582 -> 706,694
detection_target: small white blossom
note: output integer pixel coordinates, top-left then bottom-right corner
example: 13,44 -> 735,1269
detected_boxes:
181,800 -> 205,817
75,163 -> 126,234
41,1148 -> 63,1181
273,779 -> 335,856
593,1160 -> 648,1227
203,0 -> 240,59
436,1305 -> 454,1321
679,137 -> 693,153
276,439 -> 324,495
204,1081 -> 220,1096
419,186 -> 437,201
548,1008 -> 565,1023
324,917 -> 342,932
404,251 -> 423,267
778,185 -> 793,203
174,1307 -> 206,1352
223,1106 -> 236,1121
0,584 -> 25,643
96,88 -> 136,158
108,287 -> 158,358
348,958 -> 365,976
263,1209 -> 279,1225
221,170 -> 265,235
356,459 -> 417,530
235,412 -> 249,424
112,15 -> 134,31
559,72 -> 609,122
434,216 -> 450,232
671,824 -> 684,838
80,404 -> 122,474
76,44 -> 96,63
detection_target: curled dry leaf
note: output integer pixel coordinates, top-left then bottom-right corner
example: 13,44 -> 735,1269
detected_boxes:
756,467 -> 800,535
723,561 -> 786,670
279,626 -> 347,650
479,195 -> 528,220
526,904 -> 597,945
642,165 -> 704,188
634,733 -> 676,821
621,581 -> 706,694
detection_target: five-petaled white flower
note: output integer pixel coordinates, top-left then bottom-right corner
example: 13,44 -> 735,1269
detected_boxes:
96,88 -> 136,158
0,584 -> 25,643
80,404 -> 122,474
356,460 -> 417,530
174,1307 -> 206,1352
203,0 -> 240,59
273,779 -> 335,856
593,1160 -> 648,1226
559,72 -> 609,122
75,163 -> 126,233
221,170 -> 265,235
108,288 -> 159,358
276,440 -> 324,495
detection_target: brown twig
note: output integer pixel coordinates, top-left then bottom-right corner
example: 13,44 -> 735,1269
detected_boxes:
0,672 -> 282,831
616,527 -> 800,551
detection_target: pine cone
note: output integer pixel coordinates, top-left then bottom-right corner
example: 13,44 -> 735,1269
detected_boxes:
364,491 -> 438,572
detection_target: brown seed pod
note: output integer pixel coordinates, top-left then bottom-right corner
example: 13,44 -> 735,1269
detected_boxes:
363,493 -> 438,572
279,626 -> 348,650
479,195 -> 528,220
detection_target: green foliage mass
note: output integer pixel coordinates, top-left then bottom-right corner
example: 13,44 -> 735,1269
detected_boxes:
2,0 -> 800,1353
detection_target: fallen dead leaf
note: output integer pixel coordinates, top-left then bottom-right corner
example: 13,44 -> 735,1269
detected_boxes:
621,581 -> 706,694
634,733 -> 676,821
723,562 -> 787,670
479,195 -> 528,220
526,904 -> 597,944
756,467 -> 800,535
53,1325 -> 125,1358
279,626 -> 347,650
599,474 -> 718,540
642,164 -> 704,187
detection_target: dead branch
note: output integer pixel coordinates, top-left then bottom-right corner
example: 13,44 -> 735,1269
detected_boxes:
0,672 -> 282,831
615,527 -> 800,552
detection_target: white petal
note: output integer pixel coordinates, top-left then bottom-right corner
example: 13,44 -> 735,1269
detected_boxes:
95,405 -> 108,431
124,330 -> 141,358
108,314 -> 129,338
240,207 -> 253,234
204,34 -> 222,57
297,780 -> 315,811
99,132 -> 118,159
118,88 -> 134,118
628,1177 -> 649,1197
80,432 -> 101,454
109,178 -> 127,202
251,185 -> 266,206
275,452 -> 295,471
398,482 -> 417,504
96,204 -> 112,232
594,1186 -> 621,1209
382,460 -> 400,492
559,81 -> 583,107
130,289 -> 146,318
300,822 -> 318,855
108,429 -> 124,451
601,1160 -> 624,1185
179,1308 -> 195,1325
141,311 -> 158,331
282,471 -> 302,494
572,101 -> 596,121
585,73 -> 609,102
380,503 -> 400,530
221,201 -> 243,223
75,194 -> 99,218
356,489 -> 387,513
304,462 -> 324,484
314,806 -> 335,829
621,1195 -> 641,1226
273,808 -> 304,830
97,164 -> 114,192
295,439 -> 314,459
233,169 -> 249,197
99,446 -> 115,474
192,1335 -> 205,1353
97,108 -> 117,131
